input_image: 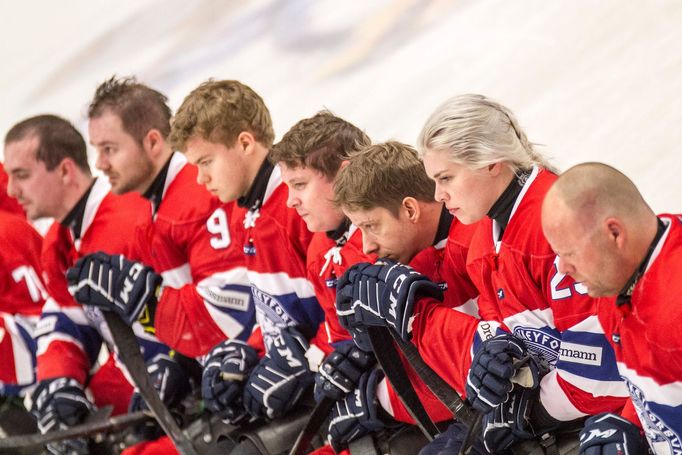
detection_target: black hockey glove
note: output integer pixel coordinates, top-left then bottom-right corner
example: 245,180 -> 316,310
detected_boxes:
129,353 -> 191,440
243,326 -> 314,419
336,259 -> 443,347
579,413 -> 650,455
328,367 -> 387,453
466,333 -> 542,413
66,252 -> 162,326
314,340 -> 376,402
31,377 -> 94,455
482,385 -> 538,452
418,422 -> 489,455
201,339 -> 259,424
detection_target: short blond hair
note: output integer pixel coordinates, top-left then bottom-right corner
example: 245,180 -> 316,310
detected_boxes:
334,141 -> 435,215
170,79 -> 274,151
417,94 -> 557,174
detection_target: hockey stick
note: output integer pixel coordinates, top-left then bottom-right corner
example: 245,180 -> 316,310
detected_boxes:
103,312 -> 199,455
381,329 -> 481,455
288,397 -> 334,455
367,327 -> 439,440
0,408 -> 151,450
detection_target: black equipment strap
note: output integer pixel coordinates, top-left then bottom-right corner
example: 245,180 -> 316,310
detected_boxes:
367,327 -> 439,441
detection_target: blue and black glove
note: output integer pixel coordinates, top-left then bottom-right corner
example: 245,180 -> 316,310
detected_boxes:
66,252 -> 162,326
579,413 -> 650,455
31,377 -> 95,455
419,422 -> 489,455
243,326 -> 314,419
314,340 -> 376,402
129,353 -> 191,440
481,385 -> 538,452
466,333 -> 542,413
328,368 -> 387,453
336,259 -> 443,350
201,339 -> 259,424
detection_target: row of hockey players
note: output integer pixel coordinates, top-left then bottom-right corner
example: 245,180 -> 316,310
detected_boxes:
0,77 -> 678,455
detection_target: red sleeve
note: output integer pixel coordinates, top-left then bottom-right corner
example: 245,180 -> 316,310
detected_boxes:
154,285 -> 237,358
0,213 -> 47,316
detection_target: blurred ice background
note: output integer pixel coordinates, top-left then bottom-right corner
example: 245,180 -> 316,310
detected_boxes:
1,0 -> 680,212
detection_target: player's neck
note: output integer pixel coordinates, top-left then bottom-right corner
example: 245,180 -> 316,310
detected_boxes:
241,144 -> 271,198
57,174 -> 95,222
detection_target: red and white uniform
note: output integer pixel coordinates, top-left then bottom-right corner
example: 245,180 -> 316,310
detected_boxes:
378,212 -> 486,424
134,152 -> 254,358
598,215 -> 682,455
307,224 -> 372,352
0,209 -> 46,393
466,166 -> 628,421
230,161 -> 322,357
36,177 -> 154,414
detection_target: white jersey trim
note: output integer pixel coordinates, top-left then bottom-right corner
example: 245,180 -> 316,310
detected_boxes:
3,314 -> 34,384
539,370 -> 589,421
247,271 -> 316,299
161,262 -> 192,288
503,307 -> 555,331
618,362 -> 682,407
36,332 -> 85,357
376,377 -> 395,417
77,177 -> 111,246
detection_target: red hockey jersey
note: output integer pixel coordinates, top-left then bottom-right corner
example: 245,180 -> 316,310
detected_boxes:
0,209 -> 45,392
37,177 -> 159,383
307,225 -> 373,350
231,162 -> 322,355
597,215 -> 682,454
133,152 -> 254,358
380,212 -> 487,424
466,166 -> 627,421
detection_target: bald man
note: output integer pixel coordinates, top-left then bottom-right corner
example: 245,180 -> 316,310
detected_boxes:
542,162 -> 682,455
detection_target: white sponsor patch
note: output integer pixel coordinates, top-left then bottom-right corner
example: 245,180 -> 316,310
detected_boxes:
202,288 -> 251,312
34,316 -> 58,338
558,341 -> 602,366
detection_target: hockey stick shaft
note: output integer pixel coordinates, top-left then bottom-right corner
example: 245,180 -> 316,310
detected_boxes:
104,312 -> 198,455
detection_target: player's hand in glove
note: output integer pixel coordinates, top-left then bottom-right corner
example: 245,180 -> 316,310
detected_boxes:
481,386 -> 538,452
579,413 -> 650,455
328,367 -> 388,453
31,377 -> 95,455
336,259 -> 443,346
314,340 -> 376,402
201,339 -> 259,424
129,353 -> 191,440
418,422 -> 489,455
243,326 -> 314,419
66,251 -> 162,326
466,333 -> 542,413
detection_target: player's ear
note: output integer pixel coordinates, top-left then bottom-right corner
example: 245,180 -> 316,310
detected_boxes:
143,129 -> 165,158
605,217 -> 626,249
237,131 -> 256,155
402,197 -> 420,223
57,158 -> 75,183
487,162 -> 504,177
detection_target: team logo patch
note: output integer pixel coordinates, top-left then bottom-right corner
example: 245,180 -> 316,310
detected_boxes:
325,277 -> 337,288
513,326 -> 561,365
243,242 -> 257,256
497,288 -> 505,300
626,379 -> 682,454
437,281 -> 448,291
